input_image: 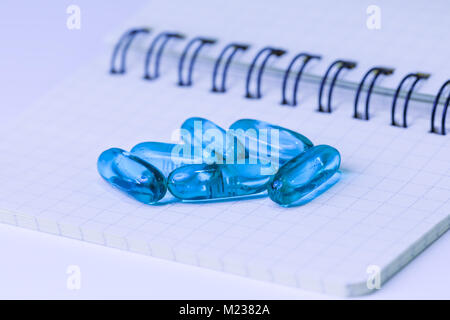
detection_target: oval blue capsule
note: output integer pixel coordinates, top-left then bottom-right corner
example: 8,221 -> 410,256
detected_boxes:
229,119 -> 314,166
97,148 -> 167,204
131,142 -> 201,176
267,145 -> 341,206
167,163 -> 271,200
181,117 -> 227,164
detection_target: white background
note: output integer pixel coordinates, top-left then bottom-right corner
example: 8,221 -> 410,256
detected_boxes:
0,1 -> 449,299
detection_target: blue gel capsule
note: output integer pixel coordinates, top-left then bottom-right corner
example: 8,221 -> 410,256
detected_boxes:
97,148 -> 167,204
167,163 -> 271,200
180,117 -> 228,164
267,145 -> 340,206
131,142 -> 201,176
229,119 -> 313,166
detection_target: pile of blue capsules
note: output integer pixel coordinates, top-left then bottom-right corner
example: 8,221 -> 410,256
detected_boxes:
97,117 -> 341,207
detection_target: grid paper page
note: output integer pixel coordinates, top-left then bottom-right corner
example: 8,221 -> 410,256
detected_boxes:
0,47 -> 449,296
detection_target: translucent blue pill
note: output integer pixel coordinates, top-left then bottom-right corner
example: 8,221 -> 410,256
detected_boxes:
167,163 -> 271,200
97,148 -> 167,204
131,142 -> 201,176
180,117 -> 229,164
229,119 -> 313,167
267,145 -> 341,206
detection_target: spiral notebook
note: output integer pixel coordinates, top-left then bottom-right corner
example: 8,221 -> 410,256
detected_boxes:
1,0 -> 449,296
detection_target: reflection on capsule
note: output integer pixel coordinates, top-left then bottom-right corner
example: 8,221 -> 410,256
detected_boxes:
97,148 -> 167,204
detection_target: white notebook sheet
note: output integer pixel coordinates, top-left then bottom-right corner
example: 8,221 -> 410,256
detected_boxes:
1,0 -> 449,296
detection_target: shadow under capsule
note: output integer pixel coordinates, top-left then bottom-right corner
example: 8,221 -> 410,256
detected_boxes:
176,192 -> 269,204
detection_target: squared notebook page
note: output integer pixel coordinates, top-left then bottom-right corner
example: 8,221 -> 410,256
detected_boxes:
112,0 -> 450,96
0,43 -> 449,297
